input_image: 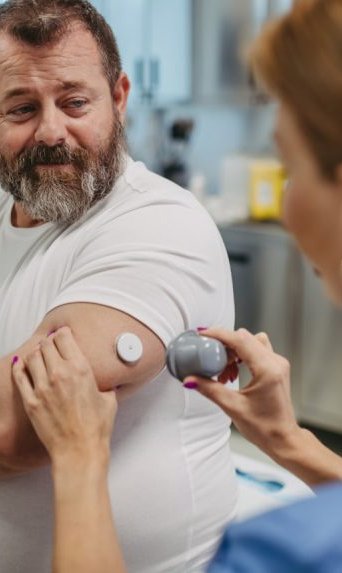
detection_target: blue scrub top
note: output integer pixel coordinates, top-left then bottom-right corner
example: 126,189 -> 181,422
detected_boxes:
208,482 -> 342,572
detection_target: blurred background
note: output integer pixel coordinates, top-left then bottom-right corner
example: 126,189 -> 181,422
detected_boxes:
93,1 -> 342,450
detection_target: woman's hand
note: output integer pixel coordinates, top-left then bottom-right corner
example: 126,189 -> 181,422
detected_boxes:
185,328 -> 301,460
11,327 -> 117,466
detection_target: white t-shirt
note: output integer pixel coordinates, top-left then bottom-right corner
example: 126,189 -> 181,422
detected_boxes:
0,158 -> 238,573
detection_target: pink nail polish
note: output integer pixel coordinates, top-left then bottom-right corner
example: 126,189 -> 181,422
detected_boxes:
183,381 -> 198,390
47,330 -> 56,337
197,327 -> 208,332
12,356 -> 19,365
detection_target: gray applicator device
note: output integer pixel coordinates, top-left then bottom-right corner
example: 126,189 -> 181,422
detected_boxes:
166,330 -> 228,381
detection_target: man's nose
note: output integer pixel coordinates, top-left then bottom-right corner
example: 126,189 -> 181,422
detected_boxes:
34,106 -> 67,147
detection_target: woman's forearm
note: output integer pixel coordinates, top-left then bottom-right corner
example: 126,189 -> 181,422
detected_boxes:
52,451 -> 127,573
272,427 -> 342,486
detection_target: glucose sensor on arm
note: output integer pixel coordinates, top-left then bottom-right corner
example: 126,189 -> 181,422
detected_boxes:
116,332 -> 144,364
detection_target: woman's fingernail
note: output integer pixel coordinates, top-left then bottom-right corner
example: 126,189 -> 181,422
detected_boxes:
183,381 -> 198,390
197,327 -> 208,332
12,356 -> 19,365
48,330 -> 56,337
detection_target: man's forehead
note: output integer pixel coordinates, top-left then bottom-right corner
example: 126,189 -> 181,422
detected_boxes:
1,81 -> 90,102
0,26 -> 107,96
0,24 -> 102,67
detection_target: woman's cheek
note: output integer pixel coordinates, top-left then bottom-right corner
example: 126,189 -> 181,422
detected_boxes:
282,182 -> 301,234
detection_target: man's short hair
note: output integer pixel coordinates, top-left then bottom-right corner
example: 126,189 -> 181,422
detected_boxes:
0,0 -> 122,88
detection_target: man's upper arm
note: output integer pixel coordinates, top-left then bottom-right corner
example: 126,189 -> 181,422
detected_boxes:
39,302 -> 165,396
0,302 -> 165,469
0,186 -> 229,471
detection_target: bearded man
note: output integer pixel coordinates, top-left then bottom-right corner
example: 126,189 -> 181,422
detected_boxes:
0,1 -> 238,572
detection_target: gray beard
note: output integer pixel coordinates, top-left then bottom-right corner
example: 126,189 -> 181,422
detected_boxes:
0,117 -> 126,225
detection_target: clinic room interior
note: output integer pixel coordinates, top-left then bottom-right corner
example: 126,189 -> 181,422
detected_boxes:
120,0 -> 342,490
0,1 -> 341,572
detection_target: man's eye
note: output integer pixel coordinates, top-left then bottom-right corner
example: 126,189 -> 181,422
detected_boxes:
67,99 -> 87,109
9,105 -> 35,116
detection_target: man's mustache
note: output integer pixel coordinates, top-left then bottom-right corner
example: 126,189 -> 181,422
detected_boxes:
16,144 -> 89,171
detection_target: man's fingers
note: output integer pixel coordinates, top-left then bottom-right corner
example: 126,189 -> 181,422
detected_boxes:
218,361 -> 239,384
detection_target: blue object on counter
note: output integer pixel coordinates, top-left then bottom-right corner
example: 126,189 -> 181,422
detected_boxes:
235,467 -> 285,493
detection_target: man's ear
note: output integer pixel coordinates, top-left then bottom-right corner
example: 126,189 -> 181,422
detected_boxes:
112,72 -> 130,122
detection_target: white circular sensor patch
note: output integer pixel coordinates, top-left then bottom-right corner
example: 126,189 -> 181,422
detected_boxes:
116,333 -> 143,364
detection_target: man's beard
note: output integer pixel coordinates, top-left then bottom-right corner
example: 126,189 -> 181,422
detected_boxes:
0,115 -> 126,224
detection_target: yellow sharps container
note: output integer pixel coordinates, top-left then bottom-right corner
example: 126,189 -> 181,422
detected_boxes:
249,159 -> 287,221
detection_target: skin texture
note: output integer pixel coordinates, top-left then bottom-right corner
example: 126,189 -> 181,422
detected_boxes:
0,26 -> 165,474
